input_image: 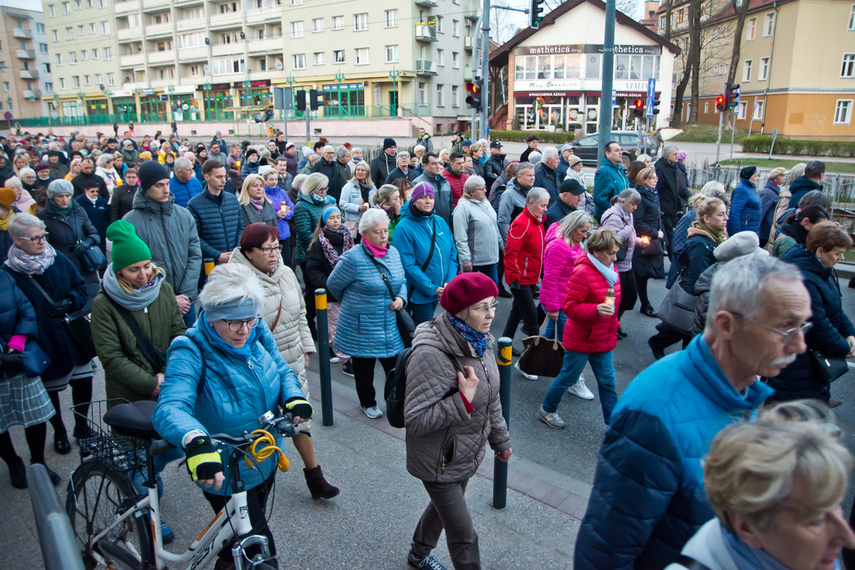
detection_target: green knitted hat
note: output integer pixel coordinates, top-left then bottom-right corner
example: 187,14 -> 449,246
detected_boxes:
107,220 -> 152,272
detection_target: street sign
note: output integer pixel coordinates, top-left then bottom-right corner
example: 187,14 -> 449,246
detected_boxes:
646,78 -> 656,118
611,90 -> 616,106
273,87 -> 294,111
3,112 -> 12,120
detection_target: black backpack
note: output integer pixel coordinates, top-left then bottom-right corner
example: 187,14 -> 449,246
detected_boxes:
385,348 -> 463,429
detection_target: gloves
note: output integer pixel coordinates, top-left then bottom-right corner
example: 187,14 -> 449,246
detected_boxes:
508,281 -> 521,291
184,435 -> 223,482
73,241 -> 89,254
0,351 -> 24,376
284,397 -> 313,420
46,298 -> 73,318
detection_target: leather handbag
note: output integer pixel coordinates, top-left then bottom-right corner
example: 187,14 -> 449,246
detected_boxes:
809,349 -> 849,384
76,244 -> 107,273
27,277 -> 97,362
639,237 -> 664,257
656,282 -> 696,336
22,340 -> 50,377
615,240 -> 629,262
368,255 -> 416,348
518,325 -> 565,377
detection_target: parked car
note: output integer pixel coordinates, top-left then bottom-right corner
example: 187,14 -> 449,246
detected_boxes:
568,131 -> 659,168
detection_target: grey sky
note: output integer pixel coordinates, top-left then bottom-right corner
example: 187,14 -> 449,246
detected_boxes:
0,0 -> 42,12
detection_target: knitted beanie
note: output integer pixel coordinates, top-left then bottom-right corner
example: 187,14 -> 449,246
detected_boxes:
411,181 -> 435,202
47,179 -> 74,200
440,272 -> 499,316
0,187 -> 15,209
138,161 -> 170,192
107,220 -> 152,271
383,138 -> 397,150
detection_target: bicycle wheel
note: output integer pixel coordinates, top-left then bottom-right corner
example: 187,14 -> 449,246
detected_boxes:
66,459 -> 153,569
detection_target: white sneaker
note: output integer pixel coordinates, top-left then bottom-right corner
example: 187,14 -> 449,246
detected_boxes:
567,376 -> 595,400
329,356 -> 340,364
362,406 -> 383,419
515,361 -> 538,381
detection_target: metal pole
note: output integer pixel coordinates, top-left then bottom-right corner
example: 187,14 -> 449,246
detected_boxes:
715,107 -> 723,165
492,336 -> 512,509
305,91 -> 311,148
315,288 -> 334,426
597,0 -> 616,166
479,0 -> 491,141
471,16 -> 481,141
729,109 -> 736,160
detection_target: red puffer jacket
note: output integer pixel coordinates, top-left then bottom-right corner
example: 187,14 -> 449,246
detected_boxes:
562,255 -> 621,353
503,206 -> 545,286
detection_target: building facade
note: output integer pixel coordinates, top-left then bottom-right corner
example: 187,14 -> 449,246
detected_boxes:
663,0 -> 855,140
0,7 -> 53,120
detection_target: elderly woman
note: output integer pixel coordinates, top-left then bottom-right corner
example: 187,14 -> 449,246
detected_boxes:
327,208 -> 407,419
404,272 -> 511,570
453,175 -> 500,285
766,223 -> 855,406
19,167 -> 38,198
229,223 -> 338,499
538,228 -> 622,428
5,176 -> 35,216
261,168 -> 295,265
373,184 -> 403,244
670,403 -> 855,570
503,187 -> 549,379
632,167 -> 665,317
759,167 -> 788,247
238,173 -> 276,229
339,162 -> 376,227
3,213 -> 93,456
395,182 -> 459,326
728,166 -> 763,239
152,264 -> 311,564
95,153 -> 120,196
64,158 -> 82,182
600,188 -> 642,337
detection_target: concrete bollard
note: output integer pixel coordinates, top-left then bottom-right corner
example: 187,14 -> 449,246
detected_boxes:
492,336 -> 513,509
315,288 -> 334,427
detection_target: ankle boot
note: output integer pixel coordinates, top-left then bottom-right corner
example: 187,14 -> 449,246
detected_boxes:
7,457 -> 27,489
304,465 -> 339,500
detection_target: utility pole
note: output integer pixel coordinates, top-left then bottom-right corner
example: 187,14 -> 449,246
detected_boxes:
479,0 -> 491,141
472,17 -> 481,141
597,0 -> 616,166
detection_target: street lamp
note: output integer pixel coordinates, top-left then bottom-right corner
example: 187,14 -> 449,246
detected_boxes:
334,70 -> 345,116
388,67 -> 402,117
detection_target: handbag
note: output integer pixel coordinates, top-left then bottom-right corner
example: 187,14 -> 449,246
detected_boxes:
22,340 -> 50,377
656,282 -> 696,336
367,254 -> 416,348
639,237 -> 664,257
72,213 -> 107,273
809,349 -> 848,384
27,276 -> 97,362
517,324 -> 565,377
601,211 -> 629,262
105,294 -> 166,373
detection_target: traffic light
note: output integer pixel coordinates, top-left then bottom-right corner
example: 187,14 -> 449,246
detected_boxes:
309,89 -> 322,111
631,98 -> 644,119
725,83 -> 740,110
715,94 -> 726,112
296,89 -> 306,111
530,0 -> 546,29
465,79 -> 482,112
252,108 -> 274,123
652,93 -> 660,115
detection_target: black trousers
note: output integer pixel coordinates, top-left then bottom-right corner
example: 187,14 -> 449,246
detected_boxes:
617,270 -> 637,315
502,283 -> 544,339
299,262 -> 317,341
649,322 -> 691,352
351,356 -> 397,409
412,479 -> 480,570
279,236 -> 291,267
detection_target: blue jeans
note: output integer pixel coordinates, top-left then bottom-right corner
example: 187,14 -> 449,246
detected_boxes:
133,446 -> 185,495
409,300 -> 439,326
473,264 -> 498,287
543,310 -> 567,341
542,350 -> 617,424
182,304 -> 197,329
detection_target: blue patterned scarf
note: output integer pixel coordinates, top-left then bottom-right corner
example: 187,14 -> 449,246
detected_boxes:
448,314 -> 490,357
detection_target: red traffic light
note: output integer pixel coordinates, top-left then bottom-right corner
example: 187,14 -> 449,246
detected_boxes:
466,82 -> 479,95
633,99 -> 644,109
715,95 -> 725,112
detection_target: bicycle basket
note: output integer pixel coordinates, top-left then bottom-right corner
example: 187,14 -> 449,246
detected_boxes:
70,399 -> 147,472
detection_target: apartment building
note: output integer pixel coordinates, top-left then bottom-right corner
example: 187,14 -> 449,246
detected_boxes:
0,7 -> 53,120
662,0 -> 855,140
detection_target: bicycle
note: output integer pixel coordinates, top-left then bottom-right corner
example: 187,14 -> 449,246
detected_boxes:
65,399 -> 297,570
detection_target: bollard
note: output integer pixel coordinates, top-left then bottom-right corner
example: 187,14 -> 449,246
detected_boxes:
315,288 -> 334,427
492,336 -> 513,509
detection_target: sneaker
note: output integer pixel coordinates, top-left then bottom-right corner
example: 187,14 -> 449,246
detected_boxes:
537,407 -> 566,429
514,361 -> 538,381
342,360 -> 354,377
830,398 -> 843,409
159,518 -> 175,545
567,377 -> 595,400
362,406 -> 383,419
329,356 -> 340,364
408,547 -> 448,570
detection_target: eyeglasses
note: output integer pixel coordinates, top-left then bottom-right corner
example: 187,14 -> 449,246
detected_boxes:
19,232 -> 49,244
731,312 -> 813,344
471,301 -> 499,315
259,245 -> 282,255
223,317 -> 260,332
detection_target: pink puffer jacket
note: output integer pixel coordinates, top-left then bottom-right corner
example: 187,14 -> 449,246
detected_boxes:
540,223 -> 584,312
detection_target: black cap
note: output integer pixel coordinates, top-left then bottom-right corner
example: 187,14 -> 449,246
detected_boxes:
489,141 -> 503,149
560,178 -> 586,195
138,160 -> 170,192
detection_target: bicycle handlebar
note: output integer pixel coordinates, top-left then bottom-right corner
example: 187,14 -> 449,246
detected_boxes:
209,413 -> 297,448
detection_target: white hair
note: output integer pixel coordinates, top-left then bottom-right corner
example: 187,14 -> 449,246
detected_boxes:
335,145 -> 349,159
526,187 -> 551,204
322,145 -> 335,154
8,212 -> 46,237
174,157 -> 192,171
292,173 -> 308,191
413,145 -> 426,154
541,146 -> 559,161
4,176 -> 22,191
463,175 -> 486,198
198,264 -> 265,313
96,153 -> 113,167
350,147 -> 362,155
19,167 -> 35,178
358,207 -> 390,233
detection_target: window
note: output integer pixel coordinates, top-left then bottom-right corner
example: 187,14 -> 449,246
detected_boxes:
436,49 -> 444,66
746,18 -> 756,40
62,2 -> 70,15
290,21 -> 303,38
835,100 -> 853,124
385,9 -> 397,28
842,54 -> 855,78
55,53 -> 62,65
313,51 -> 325,65
65,27 -> 73,40
452,85 -> 459,108
211,57 -> 245,75
332,16 -> 343,30
659,15 -> 665,30
89,23 -> 96,34
77,25 -> 84,35
436,84 -> 444,107
0,62 -> 5,71
704,101 -> 709,114
83,74 -> 90,85
2,82 -> 8,91
101,21 -> 109,34
81,50 -> 88,60
752,100 -> 764,119
353,13 -> 368,31
49,5 -> 56,17
312,18 -> 323,32
452,51 -> 459,69
759,57 -> 769,80
106,73 -> 115,86
94,73 -> 101,84
44,63 -> 50,73
51,30 -> 58,42
850,4 -> 855,30
39,43 -> 48,54
452,20 -> 459,37
58,77 -> 65,89
71,75 -> 79,88
291,53 -> 305,69
418,81 -> 426,104
44,82 -> 53,93
289,0 -> 302,4
436,16 -> 443,33
69,51 -> 77,64
333,49 -> 344,63
103,47 -> 112,60
737,100 -> 747,119
763,12 -> 775,36
742,59 -> 752,81
385,44 -> 398,63
36,23 -> 45,33
99,0 -> 106,7
354,47 -> 368,65
73,0 -> 80,8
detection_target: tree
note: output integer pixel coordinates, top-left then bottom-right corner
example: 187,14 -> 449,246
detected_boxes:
671,0 -> 702,124
727,0 -> 751,85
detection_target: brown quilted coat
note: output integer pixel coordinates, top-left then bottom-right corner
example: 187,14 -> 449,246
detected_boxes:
404,314 -> 511,483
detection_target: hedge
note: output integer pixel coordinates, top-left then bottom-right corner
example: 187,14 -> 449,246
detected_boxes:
740,135 -> 855,158
463,129 -> 577,144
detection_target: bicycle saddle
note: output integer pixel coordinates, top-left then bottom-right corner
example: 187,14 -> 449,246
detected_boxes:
104,400 -> 161,440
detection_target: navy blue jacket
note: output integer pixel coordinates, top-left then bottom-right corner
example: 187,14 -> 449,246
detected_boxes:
766,245 -> 855,402
0,270 -> 38,346
726,179 -> 762,238
543,198 -> 575,231
75,194 -> 109,245
575,335 -> 774,569
187,189 -> 244,264
169,176 -> 203,208
759,179 -> 780,244
534,163 -> 560,205
787,176 -> 822,209
679,232 -> 717,295
665,209 -> 696,289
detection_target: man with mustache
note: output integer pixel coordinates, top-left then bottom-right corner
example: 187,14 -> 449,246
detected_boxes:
575,253 -> 811,569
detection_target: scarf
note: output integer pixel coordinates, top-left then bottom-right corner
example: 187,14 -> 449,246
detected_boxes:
319,226 -> 354,267
359,182 -> 372,204
0,210 -> 11,231
250,196 -> 266,214
5,243 -> 57,275
48,198 -> 73,218
362,240 -> 387,259
378,202 -> 397,220
101,264 -> 165,312
311,193 -> 332,207
587,252 -> 618,286
448,314 -> 490,357
691,221 -> 725,245
721,524 -> 793,570
781,218 -> 809,245
409,200 -> 434,218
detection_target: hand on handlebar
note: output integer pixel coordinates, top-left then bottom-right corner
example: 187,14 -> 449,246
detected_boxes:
184,435 -> 224,490
284,397 -> 313,424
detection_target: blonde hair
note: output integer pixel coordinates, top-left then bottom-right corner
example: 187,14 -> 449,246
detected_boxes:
694,195 -> 725,221
469,142 -> 483,156
302,172 -> 329,196
704,401 -> 851,532
348,162 -> 374,187
116,265 -> 165,294
636,167 -> 656,187
238,174 -> 271,206
586,227 -> 621,253
556,210 -> 592,247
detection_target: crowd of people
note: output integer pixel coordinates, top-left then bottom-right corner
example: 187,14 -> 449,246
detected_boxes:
0,126 -> 853,570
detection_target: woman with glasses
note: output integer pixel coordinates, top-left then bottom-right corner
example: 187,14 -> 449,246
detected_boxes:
153,263 -> 311,565
228,223 -> 339,500
339,162 -> 376,229
765,222 -> 855,406
452,175 -> 501,286
404,272 -> 511,570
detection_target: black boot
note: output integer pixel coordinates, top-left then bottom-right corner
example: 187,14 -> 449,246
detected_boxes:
304,465 -> 340,500
7,457 -> 27,489
648,337 -> 666,360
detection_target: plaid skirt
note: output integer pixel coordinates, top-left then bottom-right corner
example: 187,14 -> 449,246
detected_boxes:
0,371 -> 55,432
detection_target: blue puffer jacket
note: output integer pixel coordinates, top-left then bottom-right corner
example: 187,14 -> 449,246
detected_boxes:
169,176 -> 203,208
593,158 -> 629,223
187,189 -> 244,264
327,244 -> 407,358
152,313 -> 304,495
666,209 -> 696,289
393,202 -> 458,305
0,270 -> 38,345
575,335 -> 774,569
726,179 -> 761,238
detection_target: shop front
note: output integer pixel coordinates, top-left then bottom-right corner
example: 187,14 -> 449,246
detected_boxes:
199,83 -> 233,122
322,82 -> 365,118
235,79 -> 272,120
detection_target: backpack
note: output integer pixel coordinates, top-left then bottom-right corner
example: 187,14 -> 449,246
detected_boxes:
385,347 -> 463,429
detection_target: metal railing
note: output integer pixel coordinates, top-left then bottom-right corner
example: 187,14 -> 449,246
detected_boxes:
28,464 -> 85,570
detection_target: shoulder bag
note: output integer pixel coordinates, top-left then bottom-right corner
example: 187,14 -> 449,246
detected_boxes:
367,254 -> 416,348
656,266 -> 696,336
639,236 -> 664,257
518,324 -> 564,377
0,337 -> 50,378
72,213 -> 107,273
27,276 -> 97,362
105,294 -> 167,373
809,349 -> 849,384
601,211 -> 629,262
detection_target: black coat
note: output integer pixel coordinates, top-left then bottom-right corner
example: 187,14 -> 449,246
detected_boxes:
534,164 -> 560,205
305,228 -> 349,303
75,194 -> 109,245
631,186 -> 665,280
312,158 -> 344,202
385,167 -> 418,185
0,227 -> 13,267
110,183 -> 137,223
654,157 -> 690,220
37,201 -> 100,276
544,198 -> 575,231
71,171 -> 109,200
787,176 -> 822,209
679,233 -> 717,295
766,245 -> 855,403
484,153 -> 506,191
370,152 -> 396,189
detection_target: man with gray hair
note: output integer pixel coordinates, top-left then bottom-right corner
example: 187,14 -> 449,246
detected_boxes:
311,144 -> 344,201
497,162 -> 536,244
169,157 -> 203,208
533,146 -> 560,204
575,253 -> 810,569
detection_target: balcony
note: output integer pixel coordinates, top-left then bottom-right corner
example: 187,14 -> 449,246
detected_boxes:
175,0 -> 204,4
113,0 -> 140,14
23,89 -> 42,100
247,37 -> 283,55
120,53 -> 147,68
414,0 -> 438,7
145,22 -> 173,38
177,46 -> 208,62
415,24 -> 437,42
117,27 -> 142,42
246,6 -> 281,25
415,59 -> 437,75
13,28 -> 31,40
17,49 -> 34,59
20,69 -> 39,79
209,12 -> 243,30
141,0 -> 171,12
177,17 -> 206,32
147,50 -> 176,64
464,36 -> 473,50
212,42 -> 245,57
